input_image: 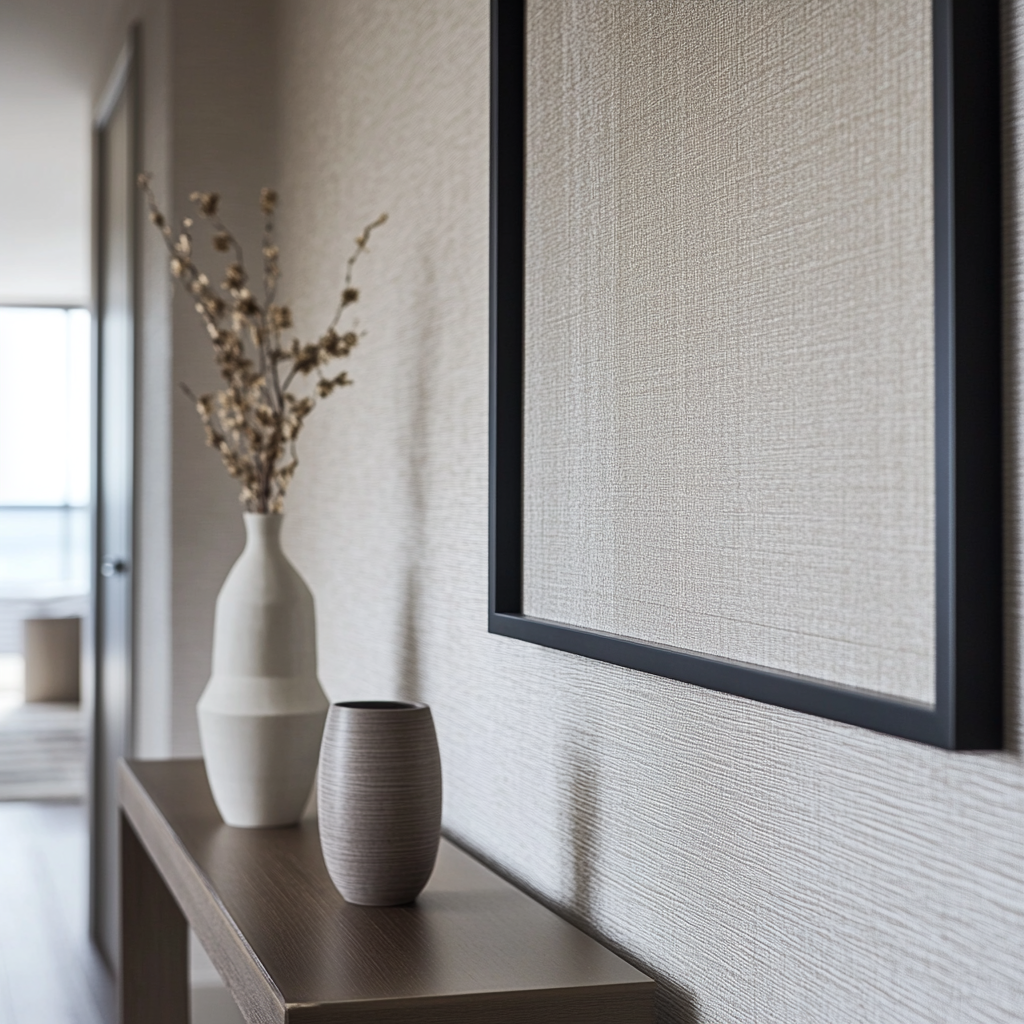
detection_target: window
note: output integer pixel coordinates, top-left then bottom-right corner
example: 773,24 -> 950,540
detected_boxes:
0,307 -> 91,594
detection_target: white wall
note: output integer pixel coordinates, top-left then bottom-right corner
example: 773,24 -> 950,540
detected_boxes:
266,3 -> 1024,1022
165,0 -> 278,756
109,0 -> 1024,1020
0,0 -> 122,305
0,91 -> 91,306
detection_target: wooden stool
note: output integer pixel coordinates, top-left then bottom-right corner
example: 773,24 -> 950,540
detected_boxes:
23,618 -> 81,703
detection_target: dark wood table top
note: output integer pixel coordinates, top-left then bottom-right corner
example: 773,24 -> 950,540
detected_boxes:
120,759 -> 654,1023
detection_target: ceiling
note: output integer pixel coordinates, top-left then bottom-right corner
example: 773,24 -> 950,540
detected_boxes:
0,0 -> 124,306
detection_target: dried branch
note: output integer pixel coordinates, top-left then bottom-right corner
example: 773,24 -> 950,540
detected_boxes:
139,173 -> 385,513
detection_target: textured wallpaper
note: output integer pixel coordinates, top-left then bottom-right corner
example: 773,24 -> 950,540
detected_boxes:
522,0 -> 936,702
274,2 -> 1024,1022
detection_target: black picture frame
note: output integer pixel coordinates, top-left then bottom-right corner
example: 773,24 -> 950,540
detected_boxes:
489,0 -> 1003,749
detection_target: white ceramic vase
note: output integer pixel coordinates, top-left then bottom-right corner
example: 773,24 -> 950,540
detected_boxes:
198,513 -> 328,828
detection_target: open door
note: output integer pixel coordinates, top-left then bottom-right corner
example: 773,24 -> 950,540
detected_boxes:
90,28 -> 138,969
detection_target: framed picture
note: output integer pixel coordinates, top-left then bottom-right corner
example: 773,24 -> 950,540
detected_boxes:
489,0 -> 1003,748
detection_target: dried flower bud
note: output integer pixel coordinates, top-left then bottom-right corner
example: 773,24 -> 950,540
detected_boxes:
224,263 -> 246,289
190,191 -> 220,216
291,343 -> 321,375
212,232 -> 231,252
269,305 -> 292,330
320,328 -> 358,359
149,210 -> 166,228
236,293 -> 260,317
183,218 -> 194,229
170,258 -> 185,278
341,287 -> 359,306
259,188 -> 278,215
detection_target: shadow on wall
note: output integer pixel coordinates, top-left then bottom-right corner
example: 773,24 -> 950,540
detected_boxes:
398,571 -> 421,707
568,745 -> 703,1024
396,245 -> 443,710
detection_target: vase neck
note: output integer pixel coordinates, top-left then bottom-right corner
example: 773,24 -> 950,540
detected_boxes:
243,512 -> 284,550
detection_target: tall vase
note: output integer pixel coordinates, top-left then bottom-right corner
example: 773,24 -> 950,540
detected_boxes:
198,513 -> 328,828
318,701 -> 442,905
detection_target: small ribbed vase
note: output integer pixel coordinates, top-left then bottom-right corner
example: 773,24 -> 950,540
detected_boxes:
318,701 -> 442,906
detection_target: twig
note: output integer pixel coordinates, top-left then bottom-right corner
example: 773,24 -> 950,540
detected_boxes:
138,172 -> 385,514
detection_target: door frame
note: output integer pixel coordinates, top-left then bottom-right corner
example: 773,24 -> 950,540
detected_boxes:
89,24 -> 140,959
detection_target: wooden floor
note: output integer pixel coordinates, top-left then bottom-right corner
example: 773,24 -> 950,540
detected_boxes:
0,801 -> 114,1024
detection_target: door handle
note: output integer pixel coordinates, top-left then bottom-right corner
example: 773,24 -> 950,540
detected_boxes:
100,557 -> 129,577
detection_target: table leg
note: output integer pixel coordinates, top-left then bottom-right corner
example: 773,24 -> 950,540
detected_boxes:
119,811 -> 189,1024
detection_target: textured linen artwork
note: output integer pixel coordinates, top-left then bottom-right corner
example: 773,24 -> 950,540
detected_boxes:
522,0 -> 936,703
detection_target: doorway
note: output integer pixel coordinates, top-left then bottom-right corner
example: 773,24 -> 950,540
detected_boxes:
0,305 -> 92,801
90,32 -> 138,970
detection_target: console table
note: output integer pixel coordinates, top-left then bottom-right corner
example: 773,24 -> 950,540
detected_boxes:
119,759 -> 655,1023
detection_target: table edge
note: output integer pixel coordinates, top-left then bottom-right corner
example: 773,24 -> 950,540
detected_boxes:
120,758 -> 656,1023
119,758 -> 288,1023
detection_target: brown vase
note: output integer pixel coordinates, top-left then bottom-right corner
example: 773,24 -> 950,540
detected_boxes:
317,701 -> 442,906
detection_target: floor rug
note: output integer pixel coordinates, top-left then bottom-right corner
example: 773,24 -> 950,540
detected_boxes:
0,702 -> 86,801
